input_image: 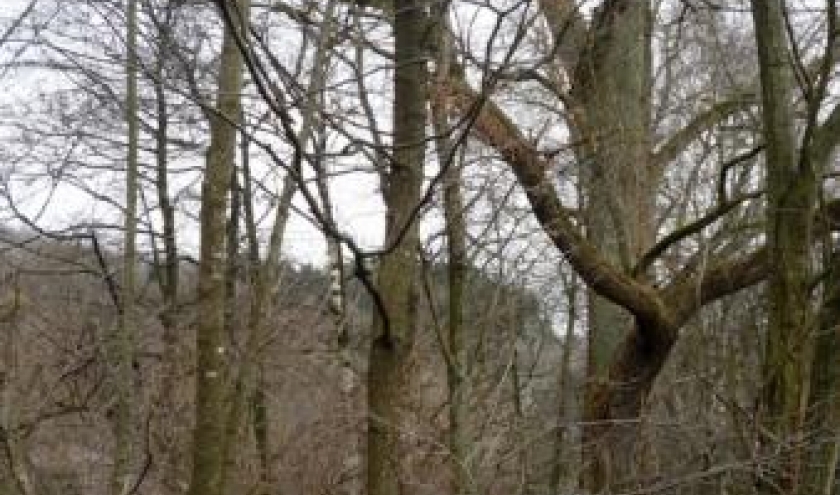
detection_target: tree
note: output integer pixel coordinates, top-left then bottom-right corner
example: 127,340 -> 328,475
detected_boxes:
750,1 -> 840,493
437,2 -> 840,492
365,1 -> 428,494
187,1 -> 248,494
807,238 -> 840,494
109,0 -> 139,492
751,1 -> 816,492
5,1 -> 840,494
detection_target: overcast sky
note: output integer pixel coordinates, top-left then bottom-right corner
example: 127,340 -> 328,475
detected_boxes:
0,0 -> 399,268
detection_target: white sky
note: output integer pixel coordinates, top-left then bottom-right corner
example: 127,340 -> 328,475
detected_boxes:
0,0 -> 572,328
0,0 -> 394,268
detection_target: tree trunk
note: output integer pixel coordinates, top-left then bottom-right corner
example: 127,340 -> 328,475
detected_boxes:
548,278 -> 577,493
751,1 -> 817,492
217,1 -> 339,488
150,14 -> 182,491
366,2 -> 427,494
570,2 -> 656,492
111,0 -> 139,491
444,168 -> 471,495
187,1 -> 248,494
431,8 -> 472,493
2,281 -> 38,495
582,321 -> 675,493
804,244 -> 840,494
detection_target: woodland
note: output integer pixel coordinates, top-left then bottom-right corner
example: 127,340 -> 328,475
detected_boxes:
0,1 -> 838,495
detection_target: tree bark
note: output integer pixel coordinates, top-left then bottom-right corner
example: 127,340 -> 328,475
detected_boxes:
149,9 -> 182,491
568,3 -> 656,490
187,1 -> 248,494
366,2 -> 427,494
549,277 -> 577,494
430,5 -> 473,493
751,1 -> 817,492
111,0 -> 139,491
441,125 -> 471,495
805,243 -> 840,494
2,281 -> 38,495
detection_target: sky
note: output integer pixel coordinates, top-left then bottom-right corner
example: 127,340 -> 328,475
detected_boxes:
0,0 -> 393,268
0,0 -> 566,314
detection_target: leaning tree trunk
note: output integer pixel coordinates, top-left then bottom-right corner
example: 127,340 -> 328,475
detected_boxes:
751,1 -> 817,493
569,2 -> 657,492
366,2 -> 427,494
187,1 -> 248,494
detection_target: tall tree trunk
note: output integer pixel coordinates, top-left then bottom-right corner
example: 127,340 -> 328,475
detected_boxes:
751,1 -> 817,492
187,1 -> 248,494
217,1 -> 339,488
366,1 -> 427,494
805,243 -> 840,494
443,159 -> 471,495
570,2 -> 656,492
237,127 -> 274,492
511,332 -> 529,495
549,277 -> 577,493
149,10 -> 182,491
239,127 -> 277,494
430,7 -> 472,493
111,0 -> 139,491
219,162 -> 242,492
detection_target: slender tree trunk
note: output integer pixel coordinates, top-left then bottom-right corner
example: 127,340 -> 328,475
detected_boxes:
150,15 -> 182,491
366,2 -> 427,494
511,336 -> 529,495
443,160 -> 471,495
549,278 -> 577,494
2,280 -> 37,495
111,0 -> 139,491
220,152 -> 294,495
217,2 -> 339,488
239,128 -> 275,493
303,0 -> 344,329
751,1 -> 817,492
430,9 -> 472,492
228,160 -> 296,495
187,1 -> 248,494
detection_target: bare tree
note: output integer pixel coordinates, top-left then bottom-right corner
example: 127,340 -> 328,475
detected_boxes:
187,1 -> 248,494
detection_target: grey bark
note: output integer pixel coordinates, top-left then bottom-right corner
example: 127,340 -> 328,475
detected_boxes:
366,2 -> 428,494
187,1 -> 248,494
751,1 -> 817,492
111,0 -> 139,491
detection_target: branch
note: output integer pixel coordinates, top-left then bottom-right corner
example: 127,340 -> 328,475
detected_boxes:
664,197 -> 840,326
665,247 -> 768,327
536,0 -> 588,70
0,0 -> 38,48
633,191 -> 762,277
443,74 -> 673,334
810,101 -> 840,168
652,94 -> 756,169
441,74 -> 840,339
